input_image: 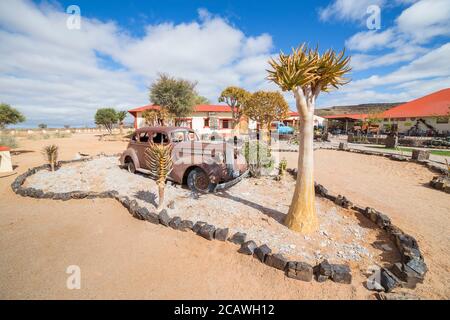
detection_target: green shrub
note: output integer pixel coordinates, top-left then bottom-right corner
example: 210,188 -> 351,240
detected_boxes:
0,135 -> 18,148
243,140 -> 274,177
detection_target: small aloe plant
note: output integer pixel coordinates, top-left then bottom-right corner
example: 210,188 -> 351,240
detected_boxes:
278,158 -> 288,177
145,142 -> 174,210
42,144 -> 58,171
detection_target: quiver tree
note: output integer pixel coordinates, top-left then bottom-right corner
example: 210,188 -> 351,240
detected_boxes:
244,91 -> 289,143
218,86 -> 251,135
267,44 -> 351,233
145,142 -> 174,210
42,144 -> 59,172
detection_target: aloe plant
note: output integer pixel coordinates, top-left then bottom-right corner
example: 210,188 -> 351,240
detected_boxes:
145,142 -> 174,210
42,144 -> 58,171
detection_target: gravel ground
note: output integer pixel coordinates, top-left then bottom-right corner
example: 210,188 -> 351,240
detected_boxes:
25,156 -> 396,267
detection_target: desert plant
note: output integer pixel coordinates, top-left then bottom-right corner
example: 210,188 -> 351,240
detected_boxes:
278,158 -> 288,177
244,91 -> 290,143
218,86 -> 251,135
268,43 -> 351,233
0,135 -> 18,148
145,142 -> 174,210
0,103 -> 25,129
243,140 -> 274,177
42,144 -> 58,172
38,123 -> 47,129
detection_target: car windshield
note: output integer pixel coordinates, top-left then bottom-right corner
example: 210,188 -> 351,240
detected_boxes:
170,130 -> 198,142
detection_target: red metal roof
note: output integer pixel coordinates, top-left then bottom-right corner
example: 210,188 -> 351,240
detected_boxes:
322,113 -> 368,120
381,88 -> 450,118
128,104 -> 232,115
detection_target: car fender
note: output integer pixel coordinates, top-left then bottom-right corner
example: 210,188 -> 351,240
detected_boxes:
120,148 -> 140,169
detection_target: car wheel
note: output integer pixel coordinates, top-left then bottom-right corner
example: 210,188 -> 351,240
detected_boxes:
187,168 -> 216,193
126,160 -> 136,174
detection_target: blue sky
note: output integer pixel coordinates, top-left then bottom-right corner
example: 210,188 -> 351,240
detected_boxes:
0,0 -> 449,127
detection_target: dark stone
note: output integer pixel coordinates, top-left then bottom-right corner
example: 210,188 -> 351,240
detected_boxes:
198,224 -> 216,240
365,207 -> 379,223
324,193 -> 337,202
401,247 -> 422,263
331,264 -> 352,284
167,200 -> 175,209
351,205 -> 366,215
286,261 -> 313,282
391,262 -> 424,289
138,207 -> 159,224
70,191 -> 89,199
314,260 -> 332,282
376,213 -> 391,229
405,258 -> 428,277
334,195 -> 352,209
390,154 -> 407,161
338,142 -> 348,150
43,192 -> 55,199
214,228 -> 229,241
228,232 -> 247,245
411,149 -> 430,161
169,216 -> 182,229
179,220 -> 194,231
192,221 -> 207,233
386,225 -> 404,242
119,197 -> 130,209
380,268 -> 400,292
396,234 -> 419,252
254,244 -> 272,262
238,241 -> 257,255
158,209 -> 171,226
128,200 -> 140,217
265,253 -> 288,271
314,183 -> 328,197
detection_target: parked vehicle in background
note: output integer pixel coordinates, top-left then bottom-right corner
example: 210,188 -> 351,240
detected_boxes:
120,126 -> 248,193
272,121 -> 295,134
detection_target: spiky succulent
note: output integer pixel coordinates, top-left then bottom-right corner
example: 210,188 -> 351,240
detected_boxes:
145,142 -> 174,184
42,144 -> 58,171
267,43 -> 351,93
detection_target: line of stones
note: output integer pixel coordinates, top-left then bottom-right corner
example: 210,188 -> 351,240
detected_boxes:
11,153 -> 428,293
10,155 -> 352,287
284,166 -> 428,292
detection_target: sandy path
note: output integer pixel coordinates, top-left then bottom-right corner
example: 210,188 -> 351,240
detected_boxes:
281,149 -> 450,299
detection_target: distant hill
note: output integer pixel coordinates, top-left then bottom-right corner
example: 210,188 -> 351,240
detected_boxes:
315,103 -> 403,116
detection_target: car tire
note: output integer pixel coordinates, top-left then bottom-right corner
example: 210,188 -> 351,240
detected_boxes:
126,160 -> 136,174
187,168 -> 216,193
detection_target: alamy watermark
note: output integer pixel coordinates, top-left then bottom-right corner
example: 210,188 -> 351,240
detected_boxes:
66,265 -> 81,289
366,5 -> 381,30
66,5 -> 81,30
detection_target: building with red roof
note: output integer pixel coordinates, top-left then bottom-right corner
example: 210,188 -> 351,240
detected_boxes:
321,88 -> 450,135
128,104 -> 252,137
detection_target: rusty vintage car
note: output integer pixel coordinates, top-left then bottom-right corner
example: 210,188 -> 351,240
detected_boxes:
120,126 -> 249,192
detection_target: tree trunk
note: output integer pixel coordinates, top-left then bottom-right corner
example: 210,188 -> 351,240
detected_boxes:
157,183 -> 165,210
50,156 -> 54,172
284,112 -> 318,234
119,123 -> 123,135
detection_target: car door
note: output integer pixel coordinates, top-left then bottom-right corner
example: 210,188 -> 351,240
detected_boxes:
135,130 -> 151,169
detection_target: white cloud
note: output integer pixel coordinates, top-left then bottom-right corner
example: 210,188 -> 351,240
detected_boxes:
345,29 -> 395,52
319,0 -> 384,22
397,0 -> 450,42
0,1 -> 275,126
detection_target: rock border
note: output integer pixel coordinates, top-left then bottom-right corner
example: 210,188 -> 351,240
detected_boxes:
10,153 -> 427,295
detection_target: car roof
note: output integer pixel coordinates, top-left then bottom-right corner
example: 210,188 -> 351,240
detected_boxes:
135,126 -> 192,133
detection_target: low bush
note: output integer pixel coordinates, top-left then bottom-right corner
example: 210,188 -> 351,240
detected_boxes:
0,135 -> 18,148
